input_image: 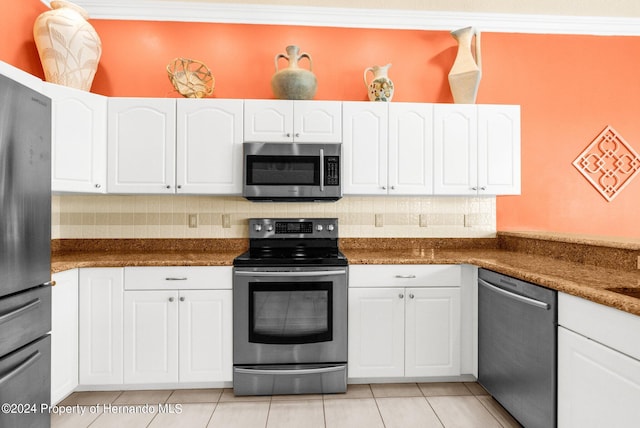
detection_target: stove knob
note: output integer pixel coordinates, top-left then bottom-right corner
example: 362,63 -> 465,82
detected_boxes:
316,224 -> 324,232
266,224 -> 273,232
327,224 -> 335,232
254,224 -> 262,232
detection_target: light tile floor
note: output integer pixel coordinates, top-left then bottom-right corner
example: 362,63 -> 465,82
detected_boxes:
51,382 -> 522,428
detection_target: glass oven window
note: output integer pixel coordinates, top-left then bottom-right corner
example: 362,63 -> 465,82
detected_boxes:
246,155 -> 319,186
249,282 -> 332,344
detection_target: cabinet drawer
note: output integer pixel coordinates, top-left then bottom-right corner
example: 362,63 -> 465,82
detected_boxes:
559,292 -> 640,361
124,266 -> 232,290
349,265 -> 461,288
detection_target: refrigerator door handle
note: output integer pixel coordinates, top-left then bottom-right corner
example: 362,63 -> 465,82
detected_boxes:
0,350 -> 41,386
0,299 -> 41,325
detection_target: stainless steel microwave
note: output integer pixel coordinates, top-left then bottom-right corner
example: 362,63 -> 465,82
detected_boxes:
242,142 -> 342,202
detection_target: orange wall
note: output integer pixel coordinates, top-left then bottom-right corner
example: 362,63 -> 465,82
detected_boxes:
3,2 -> 640,238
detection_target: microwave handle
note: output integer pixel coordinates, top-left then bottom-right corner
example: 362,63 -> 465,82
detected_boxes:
319,148 -> 324,192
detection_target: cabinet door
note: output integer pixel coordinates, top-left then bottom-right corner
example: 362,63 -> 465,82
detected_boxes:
348,287 -> 404,378
79,268 -> 124,385
108,98 -> 176,193
47,83 -> 107,193
342,101 -> 389,195
51,270 -> 78,404
558,327 -> 640,428
405,287 -> 461,377
179,290 -> 232,382
433,104 -> 478,195
388,103 -> 433,195
478,105 -> 521,195
293,100 -> 342,142
243,99 -> 293,142
124,290 -> 179,384
176,99 -> 243,194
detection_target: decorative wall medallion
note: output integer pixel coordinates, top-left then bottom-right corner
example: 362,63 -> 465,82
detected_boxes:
573,125 -> 640,201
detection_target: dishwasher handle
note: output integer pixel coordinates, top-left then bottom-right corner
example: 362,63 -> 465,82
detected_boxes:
478,278 -> 550,310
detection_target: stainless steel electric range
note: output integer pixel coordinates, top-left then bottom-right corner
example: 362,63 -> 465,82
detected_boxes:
232,218 -> 348,396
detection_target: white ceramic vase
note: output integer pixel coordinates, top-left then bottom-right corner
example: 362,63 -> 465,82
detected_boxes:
364,63 -> 394,102
448,26 -> 482,104
271,45 -> 317,100
33,0 -> 102,91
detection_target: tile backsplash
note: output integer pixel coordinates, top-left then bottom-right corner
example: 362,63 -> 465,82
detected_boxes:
52,195 -> 496,239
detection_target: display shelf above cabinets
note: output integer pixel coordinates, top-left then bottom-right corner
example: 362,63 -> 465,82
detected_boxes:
433,104 -> 520,196
46,83 -> 107,193
244,99 -> 341,143
107,98 -> 243,195
342,102 -> 434,195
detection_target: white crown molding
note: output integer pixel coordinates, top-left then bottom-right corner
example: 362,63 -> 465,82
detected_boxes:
42,0 -> 640,35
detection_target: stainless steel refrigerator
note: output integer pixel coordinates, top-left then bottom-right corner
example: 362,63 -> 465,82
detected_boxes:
0,73 -> 52,428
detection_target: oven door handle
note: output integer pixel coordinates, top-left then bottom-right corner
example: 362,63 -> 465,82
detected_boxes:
235,269 -> 347,277
235,364 -> 346,376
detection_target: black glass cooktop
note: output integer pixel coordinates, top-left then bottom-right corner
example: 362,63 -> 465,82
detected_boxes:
233,242 -> 348,267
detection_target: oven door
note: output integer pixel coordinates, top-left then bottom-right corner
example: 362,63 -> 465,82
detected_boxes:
233,266 -> 347,365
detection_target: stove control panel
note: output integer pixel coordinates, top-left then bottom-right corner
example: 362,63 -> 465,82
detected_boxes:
249,218 -> 339,239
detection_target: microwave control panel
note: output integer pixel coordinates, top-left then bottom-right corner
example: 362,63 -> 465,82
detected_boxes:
324,156 -> 340,186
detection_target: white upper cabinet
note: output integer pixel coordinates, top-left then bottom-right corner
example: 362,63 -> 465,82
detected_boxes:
343,102 -> 434,195
107,97 -> 176,194
176,99 -> 243,194
478,104 -> 521,195
244,99 -> 341,142
389,103 -> 434,195
46,83 -> 107,193
342,101 -> 389,195
433,104 -> 478,195
434,104 -> 521,195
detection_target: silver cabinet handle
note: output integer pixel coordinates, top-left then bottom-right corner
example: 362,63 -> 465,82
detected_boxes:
478,278 -> 550,310
295,133 -> 300,137
395,275 -> 416,279
180,296 -> 185,302
409,293 -> 415,299
285,133 -> 291,138
166,185 -> 171,189
165,277 -> 187,281
399,293 -> 404,299
382,186 -> 387,190
95,183 -> 101,188
471,186 -> 478,191
169,297 -> 175,302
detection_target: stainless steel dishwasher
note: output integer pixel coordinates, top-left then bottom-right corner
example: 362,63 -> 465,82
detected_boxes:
478,268 -> 557,428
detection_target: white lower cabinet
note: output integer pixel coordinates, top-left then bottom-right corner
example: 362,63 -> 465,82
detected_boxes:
348,265 -> 462,379
51,269 -> 79,404
78,268 -> 124,385
124,290 -> 179,383
558,292 -> 640,427
123,267 -> 233,385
